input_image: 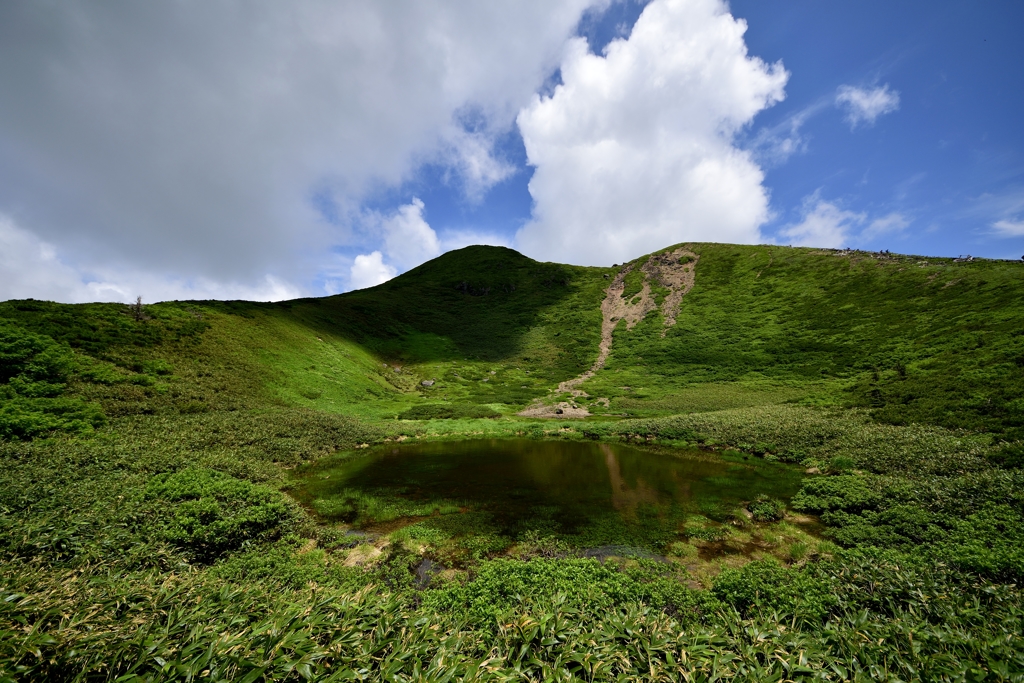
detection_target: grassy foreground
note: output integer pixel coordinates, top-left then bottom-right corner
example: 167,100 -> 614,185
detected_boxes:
2,243 -> 1024,681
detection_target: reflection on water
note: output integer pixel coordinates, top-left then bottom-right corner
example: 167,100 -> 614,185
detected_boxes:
293,440 -> 805,547
601,443 -> 661,518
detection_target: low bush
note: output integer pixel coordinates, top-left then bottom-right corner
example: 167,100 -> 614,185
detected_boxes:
422,557 -> 713,627
0,322 -> 108,440
935,504 -> 1024,581
146,468 -> 292,561
713,558 -> 838,622
989,441 -> 1024,469
0,397 -> 105,440
747,494 -> 785,522
791,474 -> 881,514
0,322 -> 74,385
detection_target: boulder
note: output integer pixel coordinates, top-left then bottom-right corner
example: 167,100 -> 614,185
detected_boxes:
421,380 -> 435,387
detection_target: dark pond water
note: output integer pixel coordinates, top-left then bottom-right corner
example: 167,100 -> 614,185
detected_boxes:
292,439 -> 805,548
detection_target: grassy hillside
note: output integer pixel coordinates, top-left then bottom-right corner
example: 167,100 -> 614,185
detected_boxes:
592,245 -> 1024,438
5,242 -> 1021,431
282,245 -> 609,413
3,243 -> 1024,680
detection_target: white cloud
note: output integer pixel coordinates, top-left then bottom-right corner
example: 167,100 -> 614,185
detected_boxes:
86,274 -> 302,304
747,98 -> 829,166
441,128 -> 517,202
992,218 -> 1024,237
959,188 -> 1024,244
835,84 -> 900,128
515,0 -> 788,266
349,251 -> 397,291
862,212 -> 910,239
345,197 -> 443,291
341,198 -> 513,293
379,198 -> 441,271
780,195 -> 865,248
779,195 -> 913,248
0,215 -> 88,302
0,214 -> 302,303
0,1 -> 599,296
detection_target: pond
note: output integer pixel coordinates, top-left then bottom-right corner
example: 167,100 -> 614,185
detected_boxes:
292,439 -> 806,551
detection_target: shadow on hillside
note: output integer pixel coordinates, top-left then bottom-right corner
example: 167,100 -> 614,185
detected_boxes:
269,246 -> 605,366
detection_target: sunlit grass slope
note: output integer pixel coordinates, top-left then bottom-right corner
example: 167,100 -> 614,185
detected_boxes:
0,297 -> 391,423
3,242 -> 1024,433
0,245 -> 610,423
585,244 -> 1024,438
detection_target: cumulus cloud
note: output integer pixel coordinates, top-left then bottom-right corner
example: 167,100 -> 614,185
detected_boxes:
779,195 -> 911,248
835,84 -> 900,128
0,215 -> 88,302
349,252 -> 397,291
379,199 -> 442,271
0,0 -> 598,301
0,215 -> 301,303
344,197 -> 514,292
441,128 -> 517,202
515,0 -> 788,266
347,197 -> 443,290
780,197 -> 864,248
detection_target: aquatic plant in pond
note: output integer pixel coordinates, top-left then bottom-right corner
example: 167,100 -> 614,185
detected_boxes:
292,439 -> 806,553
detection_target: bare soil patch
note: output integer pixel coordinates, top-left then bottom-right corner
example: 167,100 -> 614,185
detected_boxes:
519,247 -> 698,418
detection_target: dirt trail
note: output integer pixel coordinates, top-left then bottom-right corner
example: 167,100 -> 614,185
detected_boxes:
518,247 -> 698,418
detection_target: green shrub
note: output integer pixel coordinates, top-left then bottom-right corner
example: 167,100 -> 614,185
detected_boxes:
747,494 -> 785,522
822,504 -> 945,548
0,323 -> 74,385
936,504 -> 1024,581
791,475 -> 880,514
713,559 -> 838,622
0,322 -> 114,440
620,263 -> 646,300
423,557 -> 711,627
0,397 -> 105,440
146,468 -> 291,561
989,442 -> 1024,469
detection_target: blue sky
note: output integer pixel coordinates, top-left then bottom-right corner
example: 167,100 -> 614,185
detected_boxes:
1,0 -> 1022,302
733,0 -> 1024,258
380,0 -> 1024,267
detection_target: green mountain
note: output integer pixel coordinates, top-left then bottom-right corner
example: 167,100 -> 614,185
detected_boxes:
3,243 -> 1024,679
5,242 -> 1021,432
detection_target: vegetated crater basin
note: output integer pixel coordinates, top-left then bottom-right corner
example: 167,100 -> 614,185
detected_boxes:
294,440 -> 806,550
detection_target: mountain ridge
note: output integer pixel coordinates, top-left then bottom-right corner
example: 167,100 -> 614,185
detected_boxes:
3,241 -> 1024,436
